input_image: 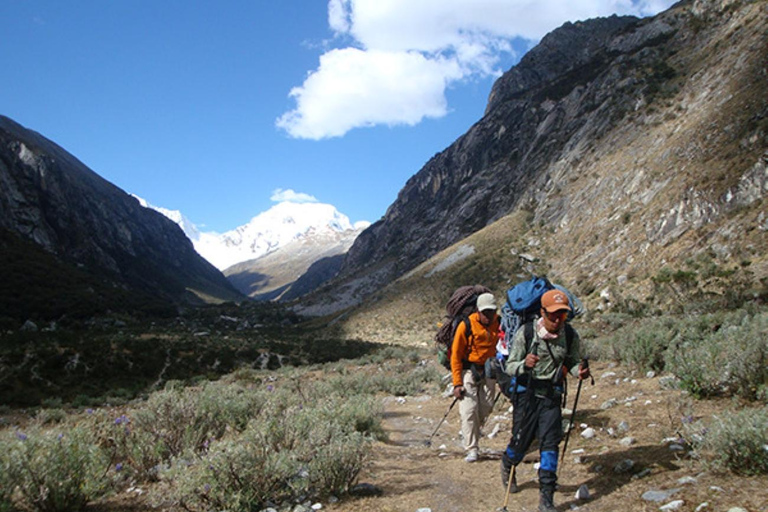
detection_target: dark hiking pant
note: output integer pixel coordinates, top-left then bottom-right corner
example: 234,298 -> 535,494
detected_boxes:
504,390 -> 562,492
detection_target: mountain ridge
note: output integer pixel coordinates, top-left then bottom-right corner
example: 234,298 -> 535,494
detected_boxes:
0,115 -> 243,320
297,0 -> 767,319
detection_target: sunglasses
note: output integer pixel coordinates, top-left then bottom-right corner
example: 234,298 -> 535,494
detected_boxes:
544,310 -> 568,321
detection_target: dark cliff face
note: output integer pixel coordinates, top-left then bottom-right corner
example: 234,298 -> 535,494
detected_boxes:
341,11 -> 679,280
0,115 -> 242,314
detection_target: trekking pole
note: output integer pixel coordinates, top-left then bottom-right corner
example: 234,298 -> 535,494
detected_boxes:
499,465 -> 517,512
560,358 -> 593,468
425,396 -> 459,447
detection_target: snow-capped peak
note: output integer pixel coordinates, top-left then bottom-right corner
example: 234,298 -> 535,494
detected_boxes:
135,195 -> 370,271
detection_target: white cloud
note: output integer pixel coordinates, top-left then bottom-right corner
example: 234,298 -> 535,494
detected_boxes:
270,189 -> 319,204
276,48 -> 462,139
278,0 -> 677,139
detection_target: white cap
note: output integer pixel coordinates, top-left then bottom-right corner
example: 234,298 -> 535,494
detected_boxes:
476,293 -> 497,312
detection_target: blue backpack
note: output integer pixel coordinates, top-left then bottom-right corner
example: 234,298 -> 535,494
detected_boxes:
500,276 -> 553,342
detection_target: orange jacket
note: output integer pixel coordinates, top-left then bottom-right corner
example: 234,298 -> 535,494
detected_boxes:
450,311 -> 500,386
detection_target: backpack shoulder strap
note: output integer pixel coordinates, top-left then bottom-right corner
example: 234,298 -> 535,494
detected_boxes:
523,321 -> 534,353
564,323 -> 574,353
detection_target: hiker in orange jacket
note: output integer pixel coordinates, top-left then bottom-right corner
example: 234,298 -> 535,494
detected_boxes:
451,292 -> 500,462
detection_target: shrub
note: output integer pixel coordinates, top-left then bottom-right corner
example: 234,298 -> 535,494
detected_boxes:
685,406 -> 768,475
0,445 -> 16,512
603,316 -> 678,371
88,382 -> 267,481
163,394 -> 376,511
666,311 -> 768,399
1,425 -> 114,512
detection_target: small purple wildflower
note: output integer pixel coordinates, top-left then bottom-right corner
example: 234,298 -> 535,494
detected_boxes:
86,408 -> 94,415
114,414 -> 130,425
115,463 -> 123,472
57,433 -> 64,441
266,385 -> 274,392
203,484 -> 211,493
682,415 -> 694,424
16,431 -> 27,441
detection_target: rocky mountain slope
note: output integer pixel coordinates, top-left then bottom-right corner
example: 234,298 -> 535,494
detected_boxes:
137,198 -> 369,301
224,225 -> 364,300
0,115 -> 242,321
297,0 -> 767,318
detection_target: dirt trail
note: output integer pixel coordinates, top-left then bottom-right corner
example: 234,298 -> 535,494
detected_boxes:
326,361 -> 768,512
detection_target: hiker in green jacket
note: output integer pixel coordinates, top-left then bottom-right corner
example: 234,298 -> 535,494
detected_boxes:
500,289 -> 591,512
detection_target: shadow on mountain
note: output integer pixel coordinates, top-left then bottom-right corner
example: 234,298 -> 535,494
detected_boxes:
226,269 -> 272,297
280,254 -> 345,301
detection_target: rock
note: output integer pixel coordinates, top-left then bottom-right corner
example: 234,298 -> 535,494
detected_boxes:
619,436 -> 636,447
488,423 -> 502,439
694,503 -> 708,512
617,421 -> 630,432
631,468 -> 652,480
311,504 -> 322,511
601,371 -> 617,380
20,320 -> 38,332
574,484 -> 590,500
726,508 -> 748,512
642,489 -> 681,502
646,371 -> 656,378
349,483 -> 383,497
668,443 -> 685,452
581,428 -> 596,439
677,476 -> 697,485
416,509 -> 432,512
600,398 -> 618,410
613,459 -> 635,474
660,500 -> 684,511
572,448 -> 585,454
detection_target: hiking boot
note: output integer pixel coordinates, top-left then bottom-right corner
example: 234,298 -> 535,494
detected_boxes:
538,487 -> 557,512
500,453 -> 518,492
464,448 -> 479,463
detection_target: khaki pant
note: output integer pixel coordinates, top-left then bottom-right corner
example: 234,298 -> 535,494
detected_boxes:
459,368 -> 495,451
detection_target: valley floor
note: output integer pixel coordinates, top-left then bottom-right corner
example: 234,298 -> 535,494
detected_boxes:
323,360 -> 767,512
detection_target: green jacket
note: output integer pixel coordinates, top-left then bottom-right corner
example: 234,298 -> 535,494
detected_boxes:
504,321 -> 582,395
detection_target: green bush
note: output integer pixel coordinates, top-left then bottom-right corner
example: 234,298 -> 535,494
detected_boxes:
88,382 -> 268,481
1,425 -> 114,512
163,395 -> 376,512
0,444 -> 17,512
666,311 -> 767,399
603,316 -> 678,371
685,406 -> 768,475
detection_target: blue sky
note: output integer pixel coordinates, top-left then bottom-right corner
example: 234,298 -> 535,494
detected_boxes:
1,0 -> 675,233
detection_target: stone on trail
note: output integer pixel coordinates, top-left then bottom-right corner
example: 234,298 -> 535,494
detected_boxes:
660,500 -> 684,511
613,459 -> 635,474
642,489 -> 681,502
350,483 -> 383,497
581,427 -> 596,439
574,484 -> 591,500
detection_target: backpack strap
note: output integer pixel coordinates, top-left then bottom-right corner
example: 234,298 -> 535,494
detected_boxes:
523,321 -> 534,353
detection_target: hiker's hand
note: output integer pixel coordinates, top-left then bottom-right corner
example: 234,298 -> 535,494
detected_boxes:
578,364 -> 591,380
524,353 -> 539,369
453,385 -> 466,399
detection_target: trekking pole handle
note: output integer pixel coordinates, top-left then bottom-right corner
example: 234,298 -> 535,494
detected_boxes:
581,357 -> 594,385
